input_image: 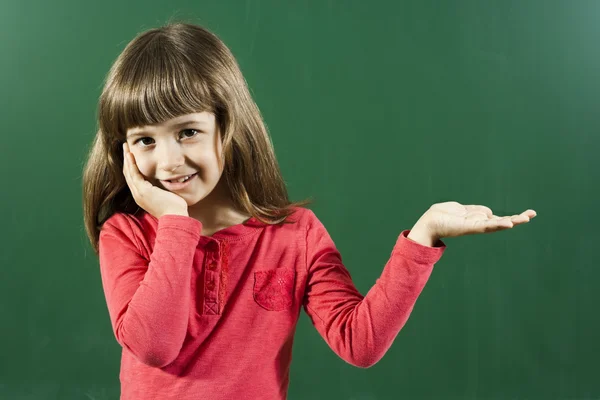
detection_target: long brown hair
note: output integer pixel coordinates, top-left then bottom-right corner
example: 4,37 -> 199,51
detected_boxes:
82,22 -> 311,254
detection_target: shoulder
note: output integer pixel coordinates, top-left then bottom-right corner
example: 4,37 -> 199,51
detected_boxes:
100,211 -> 157,245
102,211 -> 150,231
284,206 -> 330,239
285,206 -> 320,228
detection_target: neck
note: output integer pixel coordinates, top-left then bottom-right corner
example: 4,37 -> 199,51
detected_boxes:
187,177 -> 250,235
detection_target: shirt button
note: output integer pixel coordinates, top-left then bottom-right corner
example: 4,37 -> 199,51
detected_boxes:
207,261 -> 217,271
206,281 -> 215,291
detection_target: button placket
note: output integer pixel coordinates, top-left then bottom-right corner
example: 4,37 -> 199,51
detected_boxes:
204,241 -> 220,315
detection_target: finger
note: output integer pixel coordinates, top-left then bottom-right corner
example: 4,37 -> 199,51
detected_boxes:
492,215 -> 512,221
122,144 -> 139,197
125,147 -> 154,196
510,210 -> 538,226
123,144 -> 135,182
510,213 -> 530,224
471,217 -> 513,234
122,143 -> 132,184
486,217 -> 513,232
492,216 -> 513,228
495,209 -> 536,220
124,146 -> 144,184
492,213 -> 527,222
523,209 -> 537,218
123,143 -> 147,196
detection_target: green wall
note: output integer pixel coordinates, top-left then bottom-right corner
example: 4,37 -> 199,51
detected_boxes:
1,1 -> 598,398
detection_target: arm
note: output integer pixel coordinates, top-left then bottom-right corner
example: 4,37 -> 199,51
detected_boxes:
302,212 -> 445,368
98,214 -> 201,368
302,201 -> 535,368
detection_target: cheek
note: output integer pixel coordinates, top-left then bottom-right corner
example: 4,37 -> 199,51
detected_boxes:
131,153 -> 153,178
195,156 -> 221,176
193,144 -> 223,169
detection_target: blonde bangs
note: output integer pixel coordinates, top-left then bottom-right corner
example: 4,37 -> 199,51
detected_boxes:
99,31 -> 217,139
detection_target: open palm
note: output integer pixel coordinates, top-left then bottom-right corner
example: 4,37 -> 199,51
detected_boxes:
428,201 -> 536,239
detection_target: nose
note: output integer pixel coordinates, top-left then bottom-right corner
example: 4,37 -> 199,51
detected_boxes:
156,141 -> 185,173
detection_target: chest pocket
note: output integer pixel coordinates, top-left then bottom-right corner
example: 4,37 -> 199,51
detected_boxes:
253,268 -> 295,311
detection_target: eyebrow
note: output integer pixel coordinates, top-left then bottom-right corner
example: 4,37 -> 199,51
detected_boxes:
127,119 -> 208,138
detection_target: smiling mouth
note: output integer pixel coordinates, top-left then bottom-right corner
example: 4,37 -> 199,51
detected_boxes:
164,173 -> 197,183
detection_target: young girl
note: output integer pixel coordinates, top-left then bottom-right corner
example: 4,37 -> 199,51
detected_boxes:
82,22 -> 536,400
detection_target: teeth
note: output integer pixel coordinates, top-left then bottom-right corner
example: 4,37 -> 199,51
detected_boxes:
173,174 -> 192,183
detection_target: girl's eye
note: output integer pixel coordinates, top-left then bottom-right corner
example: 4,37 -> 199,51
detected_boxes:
137,137 -> 154,146
180,129 -> 199,139
133,130 -> 198,147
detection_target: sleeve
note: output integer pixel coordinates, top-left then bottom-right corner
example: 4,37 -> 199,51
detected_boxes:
302,211 -> 445,368
98,214 -> 202,368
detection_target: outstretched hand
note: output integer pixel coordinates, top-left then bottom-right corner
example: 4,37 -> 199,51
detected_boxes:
409,201 -> 536,246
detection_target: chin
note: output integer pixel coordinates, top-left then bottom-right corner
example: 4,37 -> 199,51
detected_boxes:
182,187 -> 217,207
183,195 -> 208,207
177,178 -> 222,208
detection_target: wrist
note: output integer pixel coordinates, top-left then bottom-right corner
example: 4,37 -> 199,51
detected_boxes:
161,209 -> 189,218
407,216 -> 438,247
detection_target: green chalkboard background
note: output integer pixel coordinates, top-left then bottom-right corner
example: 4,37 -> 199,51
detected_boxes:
1,1 -> 598,398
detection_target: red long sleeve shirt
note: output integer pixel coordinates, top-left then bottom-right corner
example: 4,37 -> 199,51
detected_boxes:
98,207 -> 446,399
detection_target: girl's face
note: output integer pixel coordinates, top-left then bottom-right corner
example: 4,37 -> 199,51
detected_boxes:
125,112 -> 224,207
